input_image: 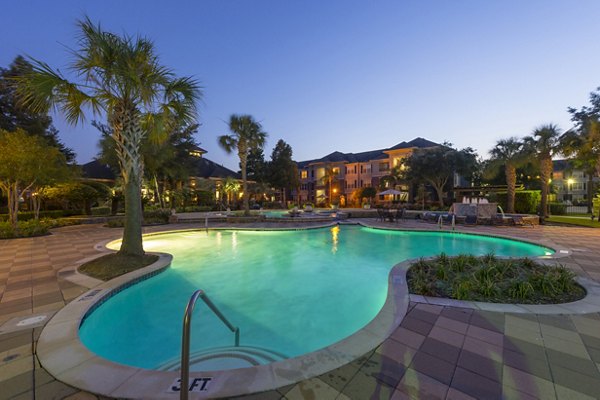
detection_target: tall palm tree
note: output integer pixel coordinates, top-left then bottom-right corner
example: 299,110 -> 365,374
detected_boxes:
14,18 -> 201,256
488,137 -> 526,213
523,124 -> 562,219
561,118 -> 600,213
320,164 -> 339,206
218,115 -> 267,215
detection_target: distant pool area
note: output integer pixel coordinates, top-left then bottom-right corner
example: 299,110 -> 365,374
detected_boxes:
79,226 -> 553,372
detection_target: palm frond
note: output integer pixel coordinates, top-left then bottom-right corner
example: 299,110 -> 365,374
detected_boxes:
218,135 -> 237,154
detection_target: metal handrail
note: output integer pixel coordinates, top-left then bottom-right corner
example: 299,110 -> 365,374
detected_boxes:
180,290 -> 240,400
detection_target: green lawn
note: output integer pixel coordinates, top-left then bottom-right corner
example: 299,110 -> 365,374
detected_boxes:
547,215 -> 600,228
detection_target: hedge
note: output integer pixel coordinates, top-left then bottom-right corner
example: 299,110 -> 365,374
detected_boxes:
549,203 -> 566,215
494,191 -> 541,214
0,210 -> 83,222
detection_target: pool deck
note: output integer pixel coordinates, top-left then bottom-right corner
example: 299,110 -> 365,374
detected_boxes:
1,219 -> 600,399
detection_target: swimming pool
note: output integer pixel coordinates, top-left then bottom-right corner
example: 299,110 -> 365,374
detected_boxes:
79,226 -> 552,372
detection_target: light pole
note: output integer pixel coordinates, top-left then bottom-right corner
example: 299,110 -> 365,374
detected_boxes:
567,178 -> 574,203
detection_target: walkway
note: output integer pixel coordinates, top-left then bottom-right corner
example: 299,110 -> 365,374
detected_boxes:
1,220 -> 599,399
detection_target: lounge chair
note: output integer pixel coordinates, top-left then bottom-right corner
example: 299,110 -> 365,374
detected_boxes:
492,215 -> 509,227
512,215 -> 534,227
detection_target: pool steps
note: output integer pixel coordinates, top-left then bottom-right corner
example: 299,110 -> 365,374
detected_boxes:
157,345 -> 288,371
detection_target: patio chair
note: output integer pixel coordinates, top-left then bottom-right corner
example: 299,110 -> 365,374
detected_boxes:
376,207 -> 387,222
394,208 -> 405,223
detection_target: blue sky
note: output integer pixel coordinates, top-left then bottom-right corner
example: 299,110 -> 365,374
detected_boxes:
2,0 -> 600,170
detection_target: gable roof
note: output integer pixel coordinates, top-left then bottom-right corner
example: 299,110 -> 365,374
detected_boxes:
81,160 -> 116,181
297,137 -> 439,167
191,157 -> 241,179
388,137 -> 440,150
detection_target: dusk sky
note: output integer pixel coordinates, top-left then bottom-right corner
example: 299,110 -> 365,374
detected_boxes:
2,1 -> 600,170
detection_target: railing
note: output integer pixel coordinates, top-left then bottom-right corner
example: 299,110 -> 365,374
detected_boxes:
180,290 -> 240,400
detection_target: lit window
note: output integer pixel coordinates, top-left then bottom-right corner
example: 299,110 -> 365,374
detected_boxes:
301,170 -> 308,179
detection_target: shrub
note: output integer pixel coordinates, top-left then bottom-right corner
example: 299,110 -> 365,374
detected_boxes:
143,209 -> 171,223
549,203 -> 566,215
0,220 -> 49,239
0,210 -> 73,222
91,206 -> 111,216
408,255 -> 585,304
495,191 -> 541,214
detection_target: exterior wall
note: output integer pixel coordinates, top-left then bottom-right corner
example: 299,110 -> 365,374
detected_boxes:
294,146 -> 424,206
552,168 -> 597,203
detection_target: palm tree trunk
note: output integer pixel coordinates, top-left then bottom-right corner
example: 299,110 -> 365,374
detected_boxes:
121,178 -> 144,255
540,157 -> 552,219
153,174 -> 163,209
241,156 -> 249,216
505,164 -> 517,214
112,104 -> 145,256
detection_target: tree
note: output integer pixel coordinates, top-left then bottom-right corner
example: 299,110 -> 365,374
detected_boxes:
487,137 -> 527,213
360,187 -> 377,206
268,139 -> 299,205
221,177 -> 240,207
523,124 -> 562,218
0,129 -> 70,228
379,165 -> 403,191
320,164 -> 339,206
402,144 -> 479,207
95,121 -> 201,208
45,182 -> 108,215
246,147 -> 268,184
14,18 -> 201,256
564,89 -> 600,212
218,115 -> 267,215
0,56 -> 75,162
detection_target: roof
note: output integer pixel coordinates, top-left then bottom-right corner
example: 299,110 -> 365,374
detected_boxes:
191,157 -> 241,179
81,160 -> 116,181
388,137 -> 440,150
296,137 -> 439,167
553,159 -> 571,172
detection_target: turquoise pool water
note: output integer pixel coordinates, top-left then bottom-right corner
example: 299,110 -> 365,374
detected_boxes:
80,226 -> 552,371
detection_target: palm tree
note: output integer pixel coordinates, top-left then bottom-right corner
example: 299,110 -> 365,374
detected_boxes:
488,137 -> 526,213
14,18 -> 200,256
523,124 -> 562,219
320,164 -> 339,207
561,118 -> 600,213
221,177 -> 240,208
218,115 -> 267,215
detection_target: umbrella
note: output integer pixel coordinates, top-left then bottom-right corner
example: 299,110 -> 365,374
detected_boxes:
377,189 -> 403,196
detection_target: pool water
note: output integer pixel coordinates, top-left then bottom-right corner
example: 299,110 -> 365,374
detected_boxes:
79,226 -> 552,371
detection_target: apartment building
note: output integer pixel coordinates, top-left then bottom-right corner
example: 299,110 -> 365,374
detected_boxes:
294,137 -> 439,206
552,159 -> 599,203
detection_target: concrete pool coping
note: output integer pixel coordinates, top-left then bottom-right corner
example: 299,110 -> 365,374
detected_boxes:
36,225 -> 600,399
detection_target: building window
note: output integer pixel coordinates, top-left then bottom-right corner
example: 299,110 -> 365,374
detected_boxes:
379,162 -> 389,171
301,170 -> 308,179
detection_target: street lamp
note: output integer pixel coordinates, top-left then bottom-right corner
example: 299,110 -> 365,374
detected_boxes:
567,178 -> 574,202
